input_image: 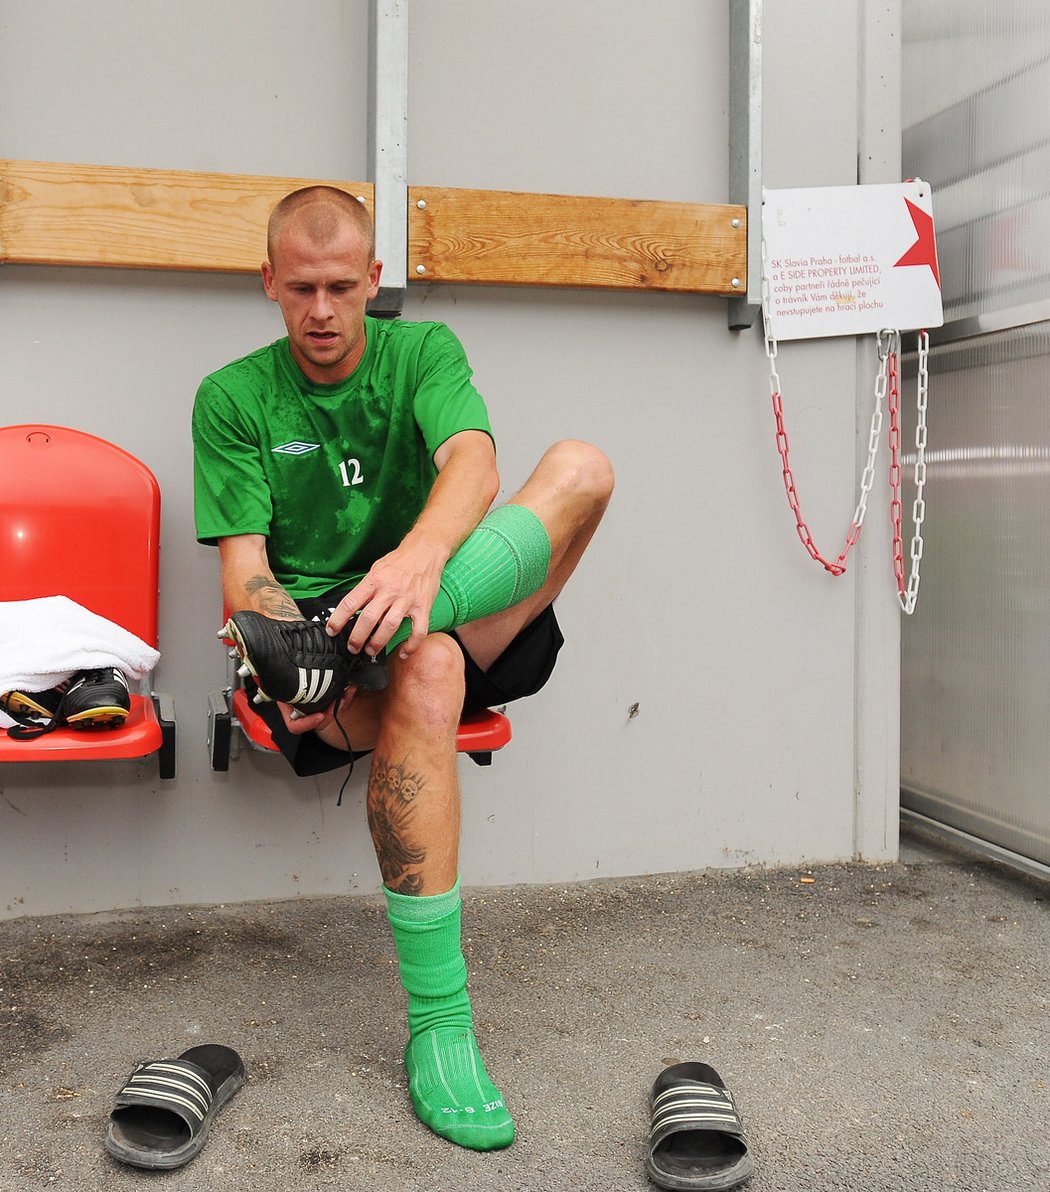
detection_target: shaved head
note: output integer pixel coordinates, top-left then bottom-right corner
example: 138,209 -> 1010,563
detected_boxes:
267,186 -> 375,264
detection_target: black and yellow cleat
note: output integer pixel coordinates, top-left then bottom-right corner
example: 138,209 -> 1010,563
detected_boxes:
3,667 -> 131,740
1,685 -> 65,722
62,667 -> 131,729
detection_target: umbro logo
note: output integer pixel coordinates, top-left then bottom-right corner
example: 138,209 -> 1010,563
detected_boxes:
272,441 -> 321,456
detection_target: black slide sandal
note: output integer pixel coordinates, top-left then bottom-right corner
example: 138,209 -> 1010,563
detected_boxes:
105,1044 -> 244,1170
646,1061 -> 754,1191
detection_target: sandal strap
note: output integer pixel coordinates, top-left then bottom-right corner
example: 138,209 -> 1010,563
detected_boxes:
651,1079 -> 747,1148
113,1059 -> 214,1129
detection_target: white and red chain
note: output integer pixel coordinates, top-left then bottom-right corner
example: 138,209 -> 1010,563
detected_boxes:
761,237 -> 892,576
761,232 -> 929,608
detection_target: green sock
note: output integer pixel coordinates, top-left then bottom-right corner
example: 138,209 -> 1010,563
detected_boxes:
385,880 -> 515,1151
387,503 -> 551,652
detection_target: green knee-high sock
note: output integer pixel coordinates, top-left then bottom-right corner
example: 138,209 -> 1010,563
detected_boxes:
385,880 -> 515,1151
387,503 -> 551,652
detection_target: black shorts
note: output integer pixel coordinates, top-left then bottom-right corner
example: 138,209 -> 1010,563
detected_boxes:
253,602 -> 563,778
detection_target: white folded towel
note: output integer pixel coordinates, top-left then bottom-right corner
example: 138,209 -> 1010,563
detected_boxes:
0,596 -> 161,728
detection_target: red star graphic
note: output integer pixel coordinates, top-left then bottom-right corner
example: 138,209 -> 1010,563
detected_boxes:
894,198 -> 941,289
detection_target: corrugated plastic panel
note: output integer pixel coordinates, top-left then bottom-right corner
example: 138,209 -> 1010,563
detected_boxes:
900,324 -> 1050,863
903,3 -> 1050,324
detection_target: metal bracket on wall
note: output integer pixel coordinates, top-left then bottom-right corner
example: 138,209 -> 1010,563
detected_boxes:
728,0 -> 763,331
367,0 -> 409,317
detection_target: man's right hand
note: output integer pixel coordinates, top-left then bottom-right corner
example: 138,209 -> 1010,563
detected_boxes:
276,685 -> 356,735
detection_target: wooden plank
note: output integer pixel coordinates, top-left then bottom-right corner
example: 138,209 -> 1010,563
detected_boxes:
0,160 -> 373,272
0,161 -> 748,293
408,186 -> 746,294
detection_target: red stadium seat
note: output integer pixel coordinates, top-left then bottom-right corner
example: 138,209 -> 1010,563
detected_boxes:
0,425 -> 175,778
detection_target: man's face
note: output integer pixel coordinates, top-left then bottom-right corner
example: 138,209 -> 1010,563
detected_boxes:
261,216 -> 382,384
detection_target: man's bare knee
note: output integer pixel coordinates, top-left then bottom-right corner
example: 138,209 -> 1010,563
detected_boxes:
386,634 -> 465,736
540,439 -> 615,514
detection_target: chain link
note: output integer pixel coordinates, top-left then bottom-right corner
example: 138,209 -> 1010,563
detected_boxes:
890,330 -> 929,614
888,347 -> 905,590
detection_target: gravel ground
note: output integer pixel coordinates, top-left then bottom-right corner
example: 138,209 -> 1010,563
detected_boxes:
1,830 -> 1048,1192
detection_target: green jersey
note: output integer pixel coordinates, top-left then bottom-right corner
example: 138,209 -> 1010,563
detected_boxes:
192,317 -> 493,599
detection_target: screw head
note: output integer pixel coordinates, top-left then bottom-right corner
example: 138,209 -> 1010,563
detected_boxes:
416,264 -> 427,275
731,277 -> 741,288
417,199 -> 427,209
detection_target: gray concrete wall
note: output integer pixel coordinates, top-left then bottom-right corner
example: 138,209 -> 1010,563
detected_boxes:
0,0 -> 902,918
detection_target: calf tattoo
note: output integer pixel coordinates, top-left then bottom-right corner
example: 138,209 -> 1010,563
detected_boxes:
368,755 -> 427,894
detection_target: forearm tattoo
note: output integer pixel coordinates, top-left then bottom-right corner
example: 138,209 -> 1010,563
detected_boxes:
244,574 -> 302,619
367,755 -> 426,894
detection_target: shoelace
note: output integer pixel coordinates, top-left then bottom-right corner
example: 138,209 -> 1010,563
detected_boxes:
332,690 -> 355,806
6,687 -> 74,740
281,620 -> 345,658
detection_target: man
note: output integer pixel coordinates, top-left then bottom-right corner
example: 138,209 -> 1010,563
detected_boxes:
192,186 -> 613,1151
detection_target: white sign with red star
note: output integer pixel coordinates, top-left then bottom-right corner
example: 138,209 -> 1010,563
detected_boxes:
762,180 -> 943,341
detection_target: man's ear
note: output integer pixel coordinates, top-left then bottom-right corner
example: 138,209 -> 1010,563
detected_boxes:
261,260 -> 278,301
368,259 -> 383,299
